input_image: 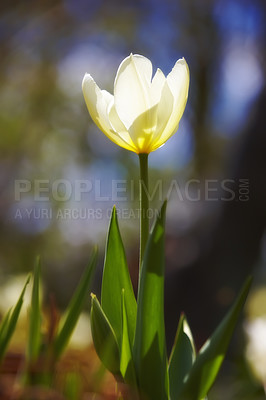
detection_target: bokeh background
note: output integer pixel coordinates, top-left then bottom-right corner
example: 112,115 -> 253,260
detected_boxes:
0,0 -> 266,398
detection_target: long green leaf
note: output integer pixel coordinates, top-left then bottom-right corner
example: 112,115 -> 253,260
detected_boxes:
168,314 -> 196,400
27,257 -> 41,362
0,309 -> 12,344
133,200 -> 168,400
53,246 -> 97,359
0,275 -> 30,362
120,289 -> 137,386
90,294 -> 121,377
101,206 -> 137,347
178,276 -> 252,400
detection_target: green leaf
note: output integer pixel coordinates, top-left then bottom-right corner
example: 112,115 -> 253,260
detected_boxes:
90,294 -> 121,377
168,314 -> 196,400
120,289 -> 137,386
0,275 -> 30,362
27,257 -> 41,362
178,276 -> 252,400
133,200 -> 169,400
101,206 -> 137,348
0,309 -> 12,344
53,246 -> 97,359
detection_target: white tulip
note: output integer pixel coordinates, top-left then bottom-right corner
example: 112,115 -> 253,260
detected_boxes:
82,54 -> 189,154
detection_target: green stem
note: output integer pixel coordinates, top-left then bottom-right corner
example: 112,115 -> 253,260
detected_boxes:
138,153 -> 149,268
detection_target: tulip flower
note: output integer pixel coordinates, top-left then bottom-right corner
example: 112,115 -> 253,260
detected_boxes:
82,54 -> 189,154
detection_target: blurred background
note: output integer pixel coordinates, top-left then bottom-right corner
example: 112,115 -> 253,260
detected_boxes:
0,0 -> 266,398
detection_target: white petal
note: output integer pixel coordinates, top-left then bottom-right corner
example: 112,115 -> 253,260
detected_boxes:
152,80 -> 174,148
166,58 -> 189,124
150,59 -> 189,150
82,73 -> 113,134
127,100 -> 160,153
114,54 -> 153,130
82,74 -> 135,151
108,103 -> 137,152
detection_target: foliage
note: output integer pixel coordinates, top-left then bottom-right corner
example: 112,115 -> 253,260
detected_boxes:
0,248 -> 97,392
0,204 -> 256,400
90,203 -> 252,400
0,276 -> 30,363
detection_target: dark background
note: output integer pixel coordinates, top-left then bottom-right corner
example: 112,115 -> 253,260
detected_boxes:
0,1 -> 266,398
